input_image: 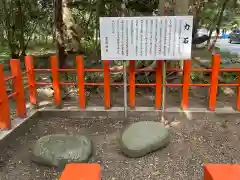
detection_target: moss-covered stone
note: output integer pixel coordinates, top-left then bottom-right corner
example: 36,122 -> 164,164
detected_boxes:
119,121 -> 169,158
31,134 -> 92,169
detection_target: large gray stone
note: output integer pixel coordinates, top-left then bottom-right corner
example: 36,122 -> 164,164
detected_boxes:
31,134 -> 93,169
119,121 -> 169,158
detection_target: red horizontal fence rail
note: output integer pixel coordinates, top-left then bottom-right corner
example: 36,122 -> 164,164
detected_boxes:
1,54 -> 240,129
33,54 -> 240,111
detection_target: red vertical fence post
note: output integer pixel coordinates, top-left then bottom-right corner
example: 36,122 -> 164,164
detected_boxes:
129,60 -> 135,108
10,59 -> 27,117
25,56 -> 37,105
51,56 -> 61,106
209,54 -> 220,111
155,61 -> 163,109
103,60 -> 110,109
0,64 -> 11,129
237,72 -> 240,110
181,60 -> 191,110
76,56 -> 86,109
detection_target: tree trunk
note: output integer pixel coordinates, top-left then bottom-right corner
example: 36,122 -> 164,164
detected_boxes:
175,0 -> 189,15
54,0 -> 66,68
207,11 -> 220,44
158,0 -> 166,15
62,0 -> 84,54
208,0 -> 229,49
2,0 -> 18,58
16,0 -> 25,59
216,0 -> 229,31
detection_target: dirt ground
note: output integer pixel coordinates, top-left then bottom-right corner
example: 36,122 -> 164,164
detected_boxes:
1,88 -> 240,180
60,85 -> 237,109
1,112 -> 240,180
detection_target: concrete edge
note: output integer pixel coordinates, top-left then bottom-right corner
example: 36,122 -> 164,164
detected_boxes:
39,106 -> 240,113
0,110 -> 41,149
38,106 -> 240,119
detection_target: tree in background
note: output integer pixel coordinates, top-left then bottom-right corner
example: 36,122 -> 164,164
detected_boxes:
0,0 -> 238,84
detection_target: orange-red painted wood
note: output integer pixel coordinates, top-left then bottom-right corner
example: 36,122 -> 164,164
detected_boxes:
60,163 -> 101,180
0,64 -> 10,129
209,54 -> 220,111
10,59 -> 26,117
76,56 -> 86,109
25,56 -> 37,105
129,60 -> 135,108
50,56 -> 61,106
103,60 -> 111,109
181,60 -> 191,110
204,164 -> 240,180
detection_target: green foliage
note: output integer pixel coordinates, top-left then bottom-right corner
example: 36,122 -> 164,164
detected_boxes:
0,0 -> 54,57
0,0 -> 239,60
199,0 -> 238,28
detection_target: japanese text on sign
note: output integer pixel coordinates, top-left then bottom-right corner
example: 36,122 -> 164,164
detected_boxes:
99,16 -> 193,60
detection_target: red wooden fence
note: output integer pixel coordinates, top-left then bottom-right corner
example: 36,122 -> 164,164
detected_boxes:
1,54 -> 240,129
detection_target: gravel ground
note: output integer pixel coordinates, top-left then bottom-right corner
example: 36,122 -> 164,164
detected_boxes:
1,111 -> 240,180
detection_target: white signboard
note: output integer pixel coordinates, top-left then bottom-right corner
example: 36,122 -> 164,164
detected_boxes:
99,16 -> 193,60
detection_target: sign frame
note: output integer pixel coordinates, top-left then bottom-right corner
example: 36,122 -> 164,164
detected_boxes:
100,16 -> 193,61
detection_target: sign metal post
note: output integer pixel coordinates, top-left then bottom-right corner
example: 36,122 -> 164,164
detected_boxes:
123,61 -> 128,118
161,60 -> 166,122
121,2 -> 128,118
